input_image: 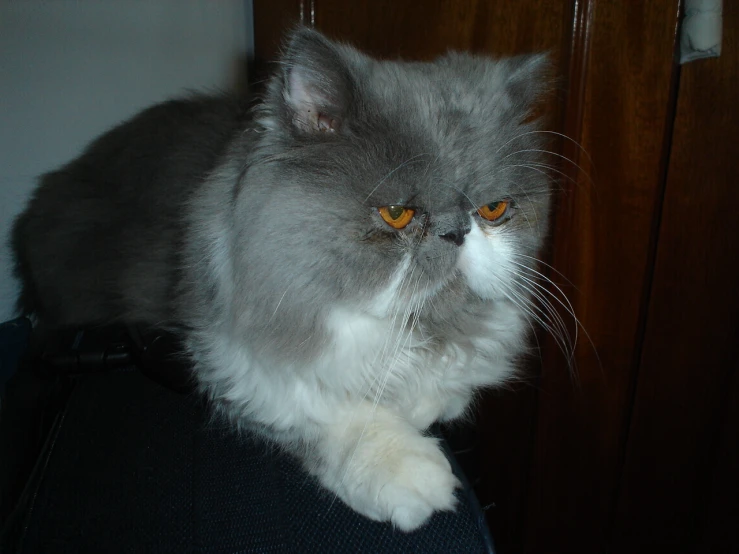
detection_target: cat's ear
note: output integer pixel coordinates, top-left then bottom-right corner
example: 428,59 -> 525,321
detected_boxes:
278,27 -> 355,134
504,53 -> 553,111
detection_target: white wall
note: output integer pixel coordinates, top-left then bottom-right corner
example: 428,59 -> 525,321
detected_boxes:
0,1 -> 251,322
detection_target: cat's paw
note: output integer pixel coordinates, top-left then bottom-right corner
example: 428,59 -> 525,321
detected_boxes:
375,439 -> 461,531
324,433 -> 461,532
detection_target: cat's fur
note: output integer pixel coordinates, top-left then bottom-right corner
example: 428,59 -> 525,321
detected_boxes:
11,28 -> 552,531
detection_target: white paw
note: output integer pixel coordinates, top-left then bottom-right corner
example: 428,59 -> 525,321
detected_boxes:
377,439 -> 461,531
324,433 -> 461,532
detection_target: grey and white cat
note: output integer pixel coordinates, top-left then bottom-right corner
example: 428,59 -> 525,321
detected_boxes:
12,28 -> 553,531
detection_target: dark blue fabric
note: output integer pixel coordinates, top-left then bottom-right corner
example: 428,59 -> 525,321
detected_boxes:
0,318 -> 31,389
14,370 -> 489,553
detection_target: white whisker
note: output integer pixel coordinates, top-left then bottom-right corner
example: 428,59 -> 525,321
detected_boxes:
509,259 -> 601,371
511,252 -> 581,292
508,280 -> 573,361
500,148 -> 594,191
513,279 -> 574,364
266,284 -> 291,325
494,129 -> 594,169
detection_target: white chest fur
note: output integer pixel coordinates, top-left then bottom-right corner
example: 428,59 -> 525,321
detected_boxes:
321,299 -> 526,429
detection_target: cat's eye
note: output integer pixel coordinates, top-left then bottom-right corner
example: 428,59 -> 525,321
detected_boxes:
378,205 -> 415,229
477,200 -> 510,222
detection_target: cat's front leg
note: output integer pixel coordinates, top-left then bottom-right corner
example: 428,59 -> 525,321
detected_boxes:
308,402 -> 460,532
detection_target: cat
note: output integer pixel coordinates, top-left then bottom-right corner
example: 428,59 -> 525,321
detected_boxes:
11,27 -> 554,531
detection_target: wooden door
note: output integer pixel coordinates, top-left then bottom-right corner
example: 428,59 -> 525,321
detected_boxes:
252,1 -> 739,552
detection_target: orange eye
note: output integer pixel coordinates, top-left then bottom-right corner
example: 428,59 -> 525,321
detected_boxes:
378,205 -> 415,229
477,200 -> 510,222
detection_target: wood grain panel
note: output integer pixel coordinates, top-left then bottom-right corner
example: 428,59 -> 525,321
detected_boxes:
253,0 -> 312,77
523,1 -> 682,552
611,1 -> 739,550
314,0 -> 565,60
697,362 -> 739,553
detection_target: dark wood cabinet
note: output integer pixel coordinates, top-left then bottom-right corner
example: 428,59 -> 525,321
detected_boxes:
253,2 -> 739,551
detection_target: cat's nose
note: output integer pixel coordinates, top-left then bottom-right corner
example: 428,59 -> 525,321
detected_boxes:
439,228 -> 470,246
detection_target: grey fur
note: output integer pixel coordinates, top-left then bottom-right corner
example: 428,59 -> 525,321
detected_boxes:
14,27 -> 551,352
11,27 -> 553,529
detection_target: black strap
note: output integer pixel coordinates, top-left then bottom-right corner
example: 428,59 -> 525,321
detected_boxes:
35,324 -> 195,394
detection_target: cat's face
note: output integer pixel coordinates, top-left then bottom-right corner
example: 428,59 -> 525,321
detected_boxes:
233,29 -> 551,348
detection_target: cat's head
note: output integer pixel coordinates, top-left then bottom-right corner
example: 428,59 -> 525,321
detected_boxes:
233,28 -> 553,353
